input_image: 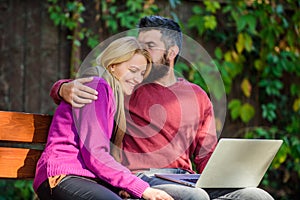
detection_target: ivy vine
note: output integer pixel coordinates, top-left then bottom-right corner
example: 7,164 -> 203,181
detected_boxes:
186,1 -> 300,198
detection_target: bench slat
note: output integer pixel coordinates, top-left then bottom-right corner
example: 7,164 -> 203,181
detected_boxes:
0,111 -> 52,179
0,111 -> 52,143
0,147 -> 42,178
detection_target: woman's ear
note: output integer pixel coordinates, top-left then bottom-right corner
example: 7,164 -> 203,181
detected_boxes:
108,64 -> 115,73
167,45 -> 179,61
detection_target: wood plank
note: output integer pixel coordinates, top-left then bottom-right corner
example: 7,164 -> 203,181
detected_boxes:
40,0 -> 69,114
0,147 -> 42,178
24,1 -> 43,113
4,0 -> 26,111
0,111 -> 52,143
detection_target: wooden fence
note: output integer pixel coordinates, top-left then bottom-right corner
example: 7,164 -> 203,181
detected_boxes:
0,0 -> 70,114
0,0 -> 245,137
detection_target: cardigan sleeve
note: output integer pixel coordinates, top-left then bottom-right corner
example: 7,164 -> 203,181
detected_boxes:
73,77 -> 149,198
50,79 -> 72,105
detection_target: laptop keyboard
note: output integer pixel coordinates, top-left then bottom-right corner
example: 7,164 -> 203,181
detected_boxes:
181,178 -> 198,183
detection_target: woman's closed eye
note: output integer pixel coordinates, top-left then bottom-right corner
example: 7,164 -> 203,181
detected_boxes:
129,67 -> 146,77
129,67 -> 138,73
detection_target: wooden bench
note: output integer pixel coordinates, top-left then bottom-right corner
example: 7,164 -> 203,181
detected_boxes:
0,111 -> 52,179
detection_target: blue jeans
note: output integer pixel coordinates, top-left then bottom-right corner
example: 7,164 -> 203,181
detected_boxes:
207,187 -> 274,200
135,168 -> 274,200
135,168 -> 210,200
36,175 -> 122,200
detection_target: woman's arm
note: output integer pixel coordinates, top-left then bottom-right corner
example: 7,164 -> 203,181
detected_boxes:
73,77 -> 149,198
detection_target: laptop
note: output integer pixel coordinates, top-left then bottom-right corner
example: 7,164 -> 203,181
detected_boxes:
154,138 -> 283,188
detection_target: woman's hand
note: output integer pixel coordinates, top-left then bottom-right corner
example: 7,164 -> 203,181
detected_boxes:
59,77 -> 98,108
142,187 -> 174,200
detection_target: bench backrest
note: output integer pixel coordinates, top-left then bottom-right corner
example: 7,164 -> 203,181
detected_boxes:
0,111 -> 52,179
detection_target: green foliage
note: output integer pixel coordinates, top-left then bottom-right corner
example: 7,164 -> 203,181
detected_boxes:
228,99 -> 255,123
0,180 -> 34,200
99,0 -> 158,33
188,1 -> 220,35
47,0 -> 158,77
188,0 -> 299,198
48,0 -> 85,29
245,127 -> 300,197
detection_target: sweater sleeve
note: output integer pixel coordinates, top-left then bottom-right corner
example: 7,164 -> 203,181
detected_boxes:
50,79 -> 72,105
193,91 -> 218,173
73,77 -> 149,198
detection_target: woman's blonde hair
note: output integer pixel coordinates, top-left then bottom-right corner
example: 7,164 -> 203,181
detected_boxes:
96,36 -> 152,79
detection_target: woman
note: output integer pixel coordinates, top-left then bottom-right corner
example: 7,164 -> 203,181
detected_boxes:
33,37 -> 173,200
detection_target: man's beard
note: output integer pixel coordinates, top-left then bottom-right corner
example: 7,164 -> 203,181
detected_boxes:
143,53 -> 170,83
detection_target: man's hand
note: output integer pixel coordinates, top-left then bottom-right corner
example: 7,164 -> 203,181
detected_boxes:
59,77 -> 98,108
142,188 -> 174,200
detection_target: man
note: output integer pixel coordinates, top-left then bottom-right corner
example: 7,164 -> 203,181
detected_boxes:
50,16 -> 274,200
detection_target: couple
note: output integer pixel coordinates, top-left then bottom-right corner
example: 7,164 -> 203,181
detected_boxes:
34,16 -> 274,199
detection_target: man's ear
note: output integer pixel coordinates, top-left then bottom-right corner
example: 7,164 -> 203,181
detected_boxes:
167,45 -> 179,61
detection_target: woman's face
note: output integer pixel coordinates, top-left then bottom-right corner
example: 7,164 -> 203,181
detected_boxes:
111,53 -> 148,95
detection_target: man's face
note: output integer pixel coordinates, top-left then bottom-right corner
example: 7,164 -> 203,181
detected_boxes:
138,30 -> 170,82
138,30 -> 166,64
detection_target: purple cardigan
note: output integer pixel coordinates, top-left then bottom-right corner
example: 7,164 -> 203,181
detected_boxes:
33,77 -> 149,198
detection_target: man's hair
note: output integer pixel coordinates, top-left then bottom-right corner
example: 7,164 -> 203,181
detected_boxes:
138,16 -> 182,62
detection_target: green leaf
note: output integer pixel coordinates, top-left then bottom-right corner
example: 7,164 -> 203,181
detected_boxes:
204,15 -> 217,30
175,62 -> 189,75
245,14 -> 257,34
262,103 -> 277,122
66,2 -> 75,11
224,61 -> 243,79
236,16 -> 247,32
192,5 -> 203,15
109,6 -> 117,14
73,39 -> 81,47
235,33 -> 253,53
276,4 -> 284,14
272,142 -> 288,168
254,127 -> 270,138
87,37 -> 99,48
204,0 -> 220,13
126,0 -> 143,12
78,32 -> 84,40
214,47 -> 223,60
259,79 -> 283,96
261,27 -> 276,49
188,15 -> 205,35
241,78 -> 252,98
228,99 -> 242,120
236,33 -> 245,53
293,98 -> 300,112
78,17 -> 84,24
290,84 -> 300,97
78,3 -> 85,13
244,33 -> 253,52
254,59 -> 264,71
240,103 -> 255,123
